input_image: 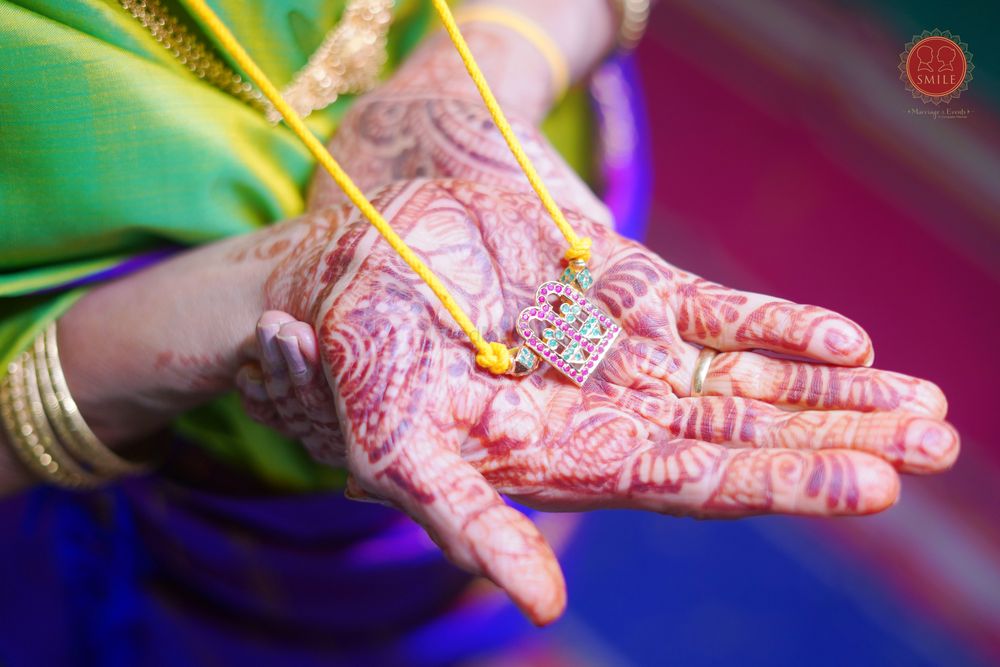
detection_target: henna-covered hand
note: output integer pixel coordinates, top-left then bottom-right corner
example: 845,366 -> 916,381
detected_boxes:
306,26 -> 612,223
239,179 -> 957,626
233,18 -> 956,626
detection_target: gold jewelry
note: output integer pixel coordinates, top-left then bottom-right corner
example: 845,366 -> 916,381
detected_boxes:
455,5 -> 571,97
0,356 -> 54,480
119,0 -> 272,114
120,0 -> 393,121
0,324 -> 152,488
36,324 -> 149,478
270,0 -> 395,123
510,259 -> 621,386
0,350 -> 102,489
609,0 -> 651,50
690,347 -> 718,397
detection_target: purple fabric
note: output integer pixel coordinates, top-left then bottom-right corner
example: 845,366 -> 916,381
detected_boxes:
0,54 -> 651,666
36,248 -> 181,295
593,54 -> 653,241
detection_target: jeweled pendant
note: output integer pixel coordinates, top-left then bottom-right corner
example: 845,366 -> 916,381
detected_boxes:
514,278 -> 622,386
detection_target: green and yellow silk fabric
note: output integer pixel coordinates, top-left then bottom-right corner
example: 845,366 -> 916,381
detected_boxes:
0,0 -> 591,490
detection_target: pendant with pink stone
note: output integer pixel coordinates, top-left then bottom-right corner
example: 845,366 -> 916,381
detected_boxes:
511,267 -> 622,386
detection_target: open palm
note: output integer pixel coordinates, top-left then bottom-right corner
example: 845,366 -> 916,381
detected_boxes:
245,177 -> 955,625
237,32 -> 957,625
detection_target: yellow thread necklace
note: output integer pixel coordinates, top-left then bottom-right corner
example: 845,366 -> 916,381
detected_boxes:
185,0 -> 622,385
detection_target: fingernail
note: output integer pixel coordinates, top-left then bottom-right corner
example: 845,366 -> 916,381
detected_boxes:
245,365 -> 263,384
256,323 -> 284,369
907,418 -> 959,470
824,322 -> 873,366
237,367 -> 268,401
344,477 -> 387,505
856,458 -> 900,513
277,334 -> 312,384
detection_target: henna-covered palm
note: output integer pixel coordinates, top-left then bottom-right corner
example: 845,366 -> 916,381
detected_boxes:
236,27 -> 957,625
240,178 -> 957,625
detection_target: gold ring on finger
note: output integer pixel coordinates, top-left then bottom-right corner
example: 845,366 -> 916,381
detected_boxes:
691,347 -> 719,397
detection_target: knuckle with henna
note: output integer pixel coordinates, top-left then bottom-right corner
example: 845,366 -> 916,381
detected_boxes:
613,440 -> 722,513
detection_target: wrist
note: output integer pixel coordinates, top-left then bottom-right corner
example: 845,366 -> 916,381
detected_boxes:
468,0 -> 617,78
262,208 -> 345,321
58,221 -> 300,446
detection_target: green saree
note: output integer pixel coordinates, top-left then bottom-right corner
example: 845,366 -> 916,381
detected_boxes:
0,0 -> 592,490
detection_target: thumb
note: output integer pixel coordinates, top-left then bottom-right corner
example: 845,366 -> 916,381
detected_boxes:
350,428 -> 566,626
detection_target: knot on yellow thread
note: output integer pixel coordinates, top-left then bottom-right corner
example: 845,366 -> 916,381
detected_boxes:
564,236 -> 593,263
476,342 -> 512,375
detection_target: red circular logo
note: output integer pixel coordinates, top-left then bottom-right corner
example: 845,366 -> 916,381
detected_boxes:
905,35 -> 967,97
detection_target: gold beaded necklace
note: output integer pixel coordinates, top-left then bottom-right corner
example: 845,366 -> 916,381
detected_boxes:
119,0 -> 393,120
119,0 -> 272,112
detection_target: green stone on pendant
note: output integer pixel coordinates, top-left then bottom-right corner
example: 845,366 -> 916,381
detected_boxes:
515,346 -> 538,369
543,327 -> 564,349
559,265 -> 594,292
560,302 -> 581,323
578,315 -> 603,340
560,341 -> 585,364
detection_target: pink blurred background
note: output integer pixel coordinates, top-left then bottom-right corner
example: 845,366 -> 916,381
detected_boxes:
530,1 -> 999,665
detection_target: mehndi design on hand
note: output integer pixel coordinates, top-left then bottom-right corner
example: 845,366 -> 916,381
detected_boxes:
241,180 -> 956,625
228,10 -> 958,627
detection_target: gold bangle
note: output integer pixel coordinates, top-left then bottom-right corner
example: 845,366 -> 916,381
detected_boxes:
0,356 -> 52,480
37,324 -> 149,477
21,347 -> 103,487
609,0 -> 650,50
455,5 -> 571,97
0,350 -> 102,489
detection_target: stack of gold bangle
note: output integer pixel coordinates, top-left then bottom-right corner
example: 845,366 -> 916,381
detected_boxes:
610,0 -> 651,50
0,323 -> 149,489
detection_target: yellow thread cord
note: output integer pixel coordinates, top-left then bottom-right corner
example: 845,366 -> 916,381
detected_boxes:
184,0 -> 589,374
453,5 -> 570,97
185,0 -> 507,373
431,0 -> 592,263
